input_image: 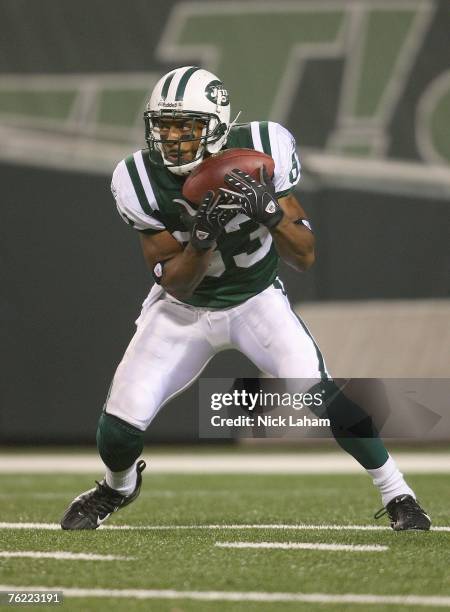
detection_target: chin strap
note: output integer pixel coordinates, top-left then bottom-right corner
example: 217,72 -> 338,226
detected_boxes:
229,110 -> 241,129
205,111 -> 242,157
166,111 -> 242,174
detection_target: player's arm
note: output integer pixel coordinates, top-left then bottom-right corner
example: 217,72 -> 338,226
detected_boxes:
220,167 -> 314,272
140,191 -> 238,300
270,193 -> 315,272
112,160 -> 235,300
139,230 -> 215,300
218,122 -> 314,272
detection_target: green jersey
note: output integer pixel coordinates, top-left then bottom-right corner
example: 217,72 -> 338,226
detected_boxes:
111,121 -> 301,308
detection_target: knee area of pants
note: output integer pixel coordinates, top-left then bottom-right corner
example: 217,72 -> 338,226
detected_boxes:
105,388 -> 160,430
276,353 -> 322,379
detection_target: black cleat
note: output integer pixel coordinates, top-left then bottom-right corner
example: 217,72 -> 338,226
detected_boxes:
374,494 -> 431,531
60,460 -> 146,530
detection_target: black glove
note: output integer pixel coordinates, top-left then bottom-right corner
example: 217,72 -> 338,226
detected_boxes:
219,166 -> 284,229
180,191 -> 240,250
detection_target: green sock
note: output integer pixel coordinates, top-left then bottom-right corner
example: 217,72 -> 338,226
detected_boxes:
96,412 -> 144,472
310,380 -> 389,469
333,437 -> 388,469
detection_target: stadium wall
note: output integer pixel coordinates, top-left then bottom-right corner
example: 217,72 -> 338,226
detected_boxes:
0,0 -> 449,442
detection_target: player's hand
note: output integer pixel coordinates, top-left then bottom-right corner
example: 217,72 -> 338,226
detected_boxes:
181,191 -> 240,250
219,166 -> 284,229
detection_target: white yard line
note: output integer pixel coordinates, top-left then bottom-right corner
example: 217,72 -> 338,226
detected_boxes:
0,521 -> 449,532
0,551 -> 133,561
215,542 -> 388,552
0,585 -> 449,607
0,453 -> 449,473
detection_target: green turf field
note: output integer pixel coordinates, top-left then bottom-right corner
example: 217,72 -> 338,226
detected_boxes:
0,473 -> 449,611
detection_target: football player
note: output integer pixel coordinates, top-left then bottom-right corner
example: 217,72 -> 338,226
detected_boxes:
61,66 -> 430,532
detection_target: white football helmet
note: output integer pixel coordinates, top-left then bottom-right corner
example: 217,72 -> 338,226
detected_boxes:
144,66 -> 233,175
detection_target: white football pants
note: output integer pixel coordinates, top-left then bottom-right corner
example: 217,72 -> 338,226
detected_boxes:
105,281 -> 329,431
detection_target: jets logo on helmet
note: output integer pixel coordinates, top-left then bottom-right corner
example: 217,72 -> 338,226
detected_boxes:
144,66 -> 238,176
205,80 -> 229,106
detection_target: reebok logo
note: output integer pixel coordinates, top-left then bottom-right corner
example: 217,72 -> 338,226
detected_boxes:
196,230 -> 210,240
265,202 -> 277,214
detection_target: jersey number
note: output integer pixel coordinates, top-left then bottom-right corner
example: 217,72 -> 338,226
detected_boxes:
289,148 -> 300,183
206,223 -> 271,278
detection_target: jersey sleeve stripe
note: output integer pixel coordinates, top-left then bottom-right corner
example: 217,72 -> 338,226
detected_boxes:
134,151 -> 160,211
124,155 -> 156,218
172,230 -> 190,243
258,121 -> 273,157
139,227 -> 165,235
275,188 -> 293,199
250,121 -> 263,152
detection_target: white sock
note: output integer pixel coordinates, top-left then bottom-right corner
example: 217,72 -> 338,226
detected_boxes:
105,461 -> 138,496
367,455 -> 415,507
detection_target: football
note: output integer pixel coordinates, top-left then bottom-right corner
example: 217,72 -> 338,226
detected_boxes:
182,148 -> 275,205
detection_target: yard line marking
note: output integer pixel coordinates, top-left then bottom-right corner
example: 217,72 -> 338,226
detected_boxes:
1,452 -> 449,473
0,522 -> 449,532
0,523 -> 62,530
0,585 -> 449,607
0,551 -> 133,561
215,542 -> 388,552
